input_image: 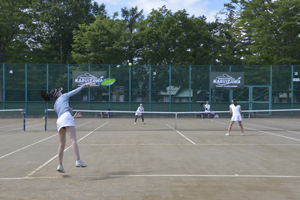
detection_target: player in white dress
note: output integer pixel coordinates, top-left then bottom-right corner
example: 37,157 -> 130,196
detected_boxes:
226,99 -> 244,136
134,104 -> 146,124
201,101 -> 213,121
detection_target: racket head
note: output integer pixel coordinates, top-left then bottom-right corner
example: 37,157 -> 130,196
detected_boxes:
101,78 -> 116,86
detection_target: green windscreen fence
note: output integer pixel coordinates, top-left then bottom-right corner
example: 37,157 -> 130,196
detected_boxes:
0,63 -> 299,116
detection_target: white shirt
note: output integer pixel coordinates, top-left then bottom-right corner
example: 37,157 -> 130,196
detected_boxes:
135,107 -> 144,116
204,104 -> 210,112
230,104 -> 241,115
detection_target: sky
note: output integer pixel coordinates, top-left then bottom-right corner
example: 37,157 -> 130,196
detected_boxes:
94,0 -> 232,22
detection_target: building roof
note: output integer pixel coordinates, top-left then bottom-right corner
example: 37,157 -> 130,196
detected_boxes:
175,90 -> 201,98
158,86 -> 181,95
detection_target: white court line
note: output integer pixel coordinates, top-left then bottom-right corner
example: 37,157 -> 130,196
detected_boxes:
215,121 -> 300,142
79,143 -> 300,146
1,174 -> 300,180
166,124 -> 195,144
0,135 -> 57,160
27,121 -> 109,177
242,122 -> 284,131
1,122 -> 55,132
264,120 -> 300,126
0,120 -> 38,129
0,121 -> 93,160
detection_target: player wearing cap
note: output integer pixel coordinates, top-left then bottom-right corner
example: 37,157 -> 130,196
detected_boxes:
134,104 -> 146,124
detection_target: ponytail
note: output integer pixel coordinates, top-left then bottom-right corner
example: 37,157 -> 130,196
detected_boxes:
40,88 -> 58,102
232,99 -> 238,106
40,90 -> 51,102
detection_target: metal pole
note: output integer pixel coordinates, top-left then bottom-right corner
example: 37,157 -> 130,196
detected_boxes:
109,64 -> 111,109
68,64 -> 70,92
129,64 -> 131,110
46,64 -> 49,111
189,65 -> 191,112
175,112 -> 177,130
169,65 -> 171,112
3,63 -> 5,110
25,63 -> 27,113
23,109 -> 26,131
270,66 -> 272,112
291,65 -> 294,109
149,65 -> 151,111
209,65 -> 211,103
44,109 -> 47,131
229,66 -> 233,101
88,64 -> 90,110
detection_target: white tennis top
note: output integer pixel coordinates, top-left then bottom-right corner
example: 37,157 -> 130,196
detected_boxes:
230,104 -> 241,115
204,104 -> 210,112
54,85 -> 85,118
135,107 -> 144,116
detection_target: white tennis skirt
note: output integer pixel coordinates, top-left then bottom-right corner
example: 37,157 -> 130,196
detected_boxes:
56,112 -> 75,131
231,114 -> 243,121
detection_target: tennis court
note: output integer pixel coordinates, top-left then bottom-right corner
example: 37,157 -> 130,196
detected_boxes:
0,115 -> 300,200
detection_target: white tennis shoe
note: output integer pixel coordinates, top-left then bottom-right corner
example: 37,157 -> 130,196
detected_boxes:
76,160 -> 88,167
134,122 -> 136,125
57,165 -> 65,173
143,122 -> 146,124
241,133 -> 245,136
225,133 -> 230,136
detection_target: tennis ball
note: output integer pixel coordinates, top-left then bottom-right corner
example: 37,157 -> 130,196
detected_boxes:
129,62 -> 132,66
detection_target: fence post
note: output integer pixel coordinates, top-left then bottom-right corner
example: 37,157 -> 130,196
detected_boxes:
209,65 -> 211,103
129,64 -> 131,111
149,65 -> 151,111
169,65 -> 171,112
2,63 -> 5,110
109,64 -> 111,109
189,65 -> 191,112
25,63 -> 27,114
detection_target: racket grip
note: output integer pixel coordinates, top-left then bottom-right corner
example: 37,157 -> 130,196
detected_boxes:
91,83 -> 96,85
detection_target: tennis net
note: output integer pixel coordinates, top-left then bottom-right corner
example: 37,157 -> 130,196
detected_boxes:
0,109 -> 26,131
43,108 -> 300,132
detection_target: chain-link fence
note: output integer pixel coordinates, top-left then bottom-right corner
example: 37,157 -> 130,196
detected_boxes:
0,63 -> 299,116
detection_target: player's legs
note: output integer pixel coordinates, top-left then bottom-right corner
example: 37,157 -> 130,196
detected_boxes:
66,126 -> 80,161
135,115 -> 138,122
58,128 -> 67,165
238,121 -> 244,135
141,114 -> 144,122
227,121 -> 235,134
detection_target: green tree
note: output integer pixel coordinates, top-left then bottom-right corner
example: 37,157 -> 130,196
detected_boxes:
229,0 -> 300,65
0,0 -> 34,63
30,0 -> 105,64
72,16 -> 127,64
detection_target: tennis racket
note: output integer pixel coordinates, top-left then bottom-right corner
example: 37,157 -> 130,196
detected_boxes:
91,78 -> 116,86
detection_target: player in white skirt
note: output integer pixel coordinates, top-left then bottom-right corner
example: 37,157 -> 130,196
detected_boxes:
226,99 -> 244,136
40,83 -> 90,173
134,104 -> 146,124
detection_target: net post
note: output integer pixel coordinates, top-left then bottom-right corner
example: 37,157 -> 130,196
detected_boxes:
23,109 -> 26,131
175,112 -> 177,130
44,109 -> 48,131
